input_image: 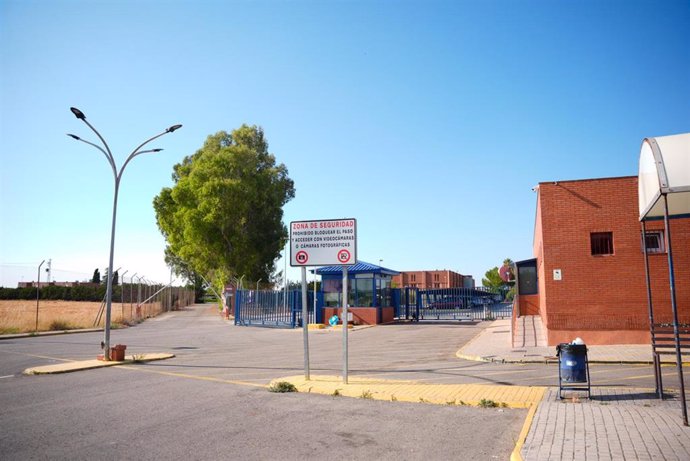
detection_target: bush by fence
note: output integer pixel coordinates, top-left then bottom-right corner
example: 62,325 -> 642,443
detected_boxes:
0,284 -> 192,304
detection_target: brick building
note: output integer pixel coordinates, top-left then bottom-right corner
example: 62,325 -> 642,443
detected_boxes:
392,270 -> 473,289
515,176 -> 690,345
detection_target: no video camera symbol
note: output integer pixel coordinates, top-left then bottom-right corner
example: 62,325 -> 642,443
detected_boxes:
296,251 -> 308,264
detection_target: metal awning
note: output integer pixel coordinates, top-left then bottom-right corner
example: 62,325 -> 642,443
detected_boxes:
638,132 -> 690,426
638,133 -> 690,220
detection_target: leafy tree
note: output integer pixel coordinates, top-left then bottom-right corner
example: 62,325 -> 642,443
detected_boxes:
482,258 -> 516,299
154,125 -> 295,291
482,267 -> 504,290
91,268 -> 101,284
165,248 -> 206,302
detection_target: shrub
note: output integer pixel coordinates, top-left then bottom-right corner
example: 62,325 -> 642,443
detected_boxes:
268,381 -> 298,393
49,320 -> 74,331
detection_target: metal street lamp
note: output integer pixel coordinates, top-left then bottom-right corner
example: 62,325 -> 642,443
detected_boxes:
68,108 -> 181,360
35,260 -> 45,332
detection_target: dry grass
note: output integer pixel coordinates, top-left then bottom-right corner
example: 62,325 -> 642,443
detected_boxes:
0,300 -> 164,333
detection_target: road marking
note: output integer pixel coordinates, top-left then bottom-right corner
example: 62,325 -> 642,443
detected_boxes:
0,349 -> 75,362
0,375 -> 14,379
116,365 -> 267,388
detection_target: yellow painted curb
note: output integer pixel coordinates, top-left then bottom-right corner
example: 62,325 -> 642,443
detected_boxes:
308,324 -> 325,330
510,402 -> 539,461
270,375 -> 546,409
23,353 -> 175,375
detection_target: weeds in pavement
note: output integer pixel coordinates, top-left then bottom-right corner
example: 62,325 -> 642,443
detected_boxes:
360,390 -> 373,399
390,394 -> 397,402
269,381 -> 298,393
478,399 -> 499,408
332,389 -> 341,397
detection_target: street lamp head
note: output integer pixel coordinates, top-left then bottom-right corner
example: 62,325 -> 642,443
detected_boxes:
152,148 -> 163,152
166,124 -> 182,133
66,133 -> 81,140
70,107 -> 86,120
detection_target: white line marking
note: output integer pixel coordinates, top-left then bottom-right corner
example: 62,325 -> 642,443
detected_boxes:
0,375 -> 14,379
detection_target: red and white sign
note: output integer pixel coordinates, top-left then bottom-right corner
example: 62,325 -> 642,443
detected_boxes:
290,219 -> 357,267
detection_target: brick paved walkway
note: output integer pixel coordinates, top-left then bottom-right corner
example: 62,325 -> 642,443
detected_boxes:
522,388 -> 690,461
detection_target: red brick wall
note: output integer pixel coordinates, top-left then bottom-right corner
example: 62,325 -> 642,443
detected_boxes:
536,176 -> 690,345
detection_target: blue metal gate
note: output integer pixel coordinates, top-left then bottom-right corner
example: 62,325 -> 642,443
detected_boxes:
234,289 -> 318,328
393,287 -> 512,321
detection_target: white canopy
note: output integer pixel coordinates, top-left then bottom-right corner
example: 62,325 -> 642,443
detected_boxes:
638,132 -> 690,220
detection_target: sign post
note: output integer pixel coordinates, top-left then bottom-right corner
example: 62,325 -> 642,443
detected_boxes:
342,266 -> 349,383
301,266 -> 310,380
290,218 -> 357,384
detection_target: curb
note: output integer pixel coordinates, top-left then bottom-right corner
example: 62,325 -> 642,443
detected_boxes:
510,402 -> 540,461
0,328 -> 103,340
456,350 -> 690,366
23,353 -> 175,375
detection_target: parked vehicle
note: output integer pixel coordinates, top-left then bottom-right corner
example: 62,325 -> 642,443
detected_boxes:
430,296 -> 465,309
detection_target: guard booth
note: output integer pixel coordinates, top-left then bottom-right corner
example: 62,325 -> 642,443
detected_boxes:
315,261 -> 399,325
638,132 -> 690,426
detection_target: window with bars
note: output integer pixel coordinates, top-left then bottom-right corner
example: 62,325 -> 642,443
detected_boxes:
643,230 -> 665,254
591,232 -> 614,255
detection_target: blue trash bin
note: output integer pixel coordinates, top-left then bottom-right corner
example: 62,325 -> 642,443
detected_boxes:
557,343 -> 587,383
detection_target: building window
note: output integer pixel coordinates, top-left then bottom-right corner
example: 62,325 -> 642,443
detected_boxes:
410,274 -> 416,282
591,232 -> 614,256
643,230 -> 665,254
434,274 -> 439,282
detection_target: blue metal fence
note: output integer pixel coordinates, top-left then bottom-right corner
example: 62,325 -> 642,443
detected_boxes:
234,289 -> 316,328
234,286 -> 512,328
393,287 -> 512,321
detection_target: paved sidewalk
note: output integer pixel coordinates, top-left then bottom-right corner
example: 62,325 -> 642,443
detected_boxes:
458,319 -> 690,460
523,388 -> 690,461
458,319 -> 658,364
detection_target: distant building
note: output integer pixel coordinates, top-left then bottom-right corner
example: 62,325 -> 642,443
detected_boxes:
392,270 -> 474,289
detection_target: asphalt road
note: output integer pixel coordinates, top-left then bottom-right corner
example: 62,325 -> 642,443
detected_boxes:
0,304 -> 683,460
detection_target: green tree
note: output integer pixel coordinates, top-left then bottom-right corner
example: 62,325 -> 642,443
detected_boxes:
482,258 -> 515,292
154,125 -> 295,291
165,248 -> 206,303
91,268 -> 101,284
482,267 -> 504,290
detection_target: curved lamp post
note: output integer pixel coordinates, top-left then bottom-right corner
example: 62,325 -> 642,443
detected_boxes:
68,107 -> 181,360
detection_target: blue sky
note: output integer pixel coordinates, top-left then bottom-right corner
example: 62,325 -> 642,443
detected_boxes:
1,0 -> 688,287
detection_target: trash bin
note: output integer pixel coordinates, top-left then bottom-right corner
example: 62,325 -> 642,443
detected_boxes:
110,344 -> 127,361
557,343 -> 587,382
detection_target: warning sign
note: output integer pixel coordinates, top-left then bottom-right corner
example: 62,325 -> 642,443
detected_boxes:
290,219 -> 357,267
